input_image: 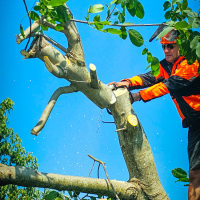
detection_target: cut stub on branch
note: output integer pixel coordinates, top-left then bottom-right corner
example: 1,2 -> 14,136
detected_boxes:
127,114 -> 138,127
89,63 -> 99,89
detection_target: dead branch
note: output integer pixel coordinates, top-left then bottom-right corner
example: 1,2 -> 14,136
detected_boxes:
88,155 -> 120,200
31,85 -> 77,135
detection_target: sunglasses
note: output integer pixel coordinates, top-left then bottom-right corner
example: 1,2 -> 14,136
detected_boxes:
162,44 -> 176,50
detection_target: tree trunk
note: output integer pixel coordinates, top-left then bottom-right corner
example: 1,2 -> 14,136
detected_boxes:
12,3 -> 169,200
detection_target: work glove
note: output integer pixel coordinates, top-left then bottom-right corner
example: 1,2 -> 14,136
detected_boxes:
130,92 -> 141,104
108,81 -> 129,90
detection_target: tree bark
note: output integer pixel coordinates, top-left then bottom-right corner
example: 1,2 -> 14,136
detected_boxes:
0,164 -> 142,200
14,3 -> 169,200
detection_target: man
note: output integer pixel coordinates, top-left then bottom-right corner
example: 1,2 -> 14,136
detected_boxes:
112,30 -> 200,200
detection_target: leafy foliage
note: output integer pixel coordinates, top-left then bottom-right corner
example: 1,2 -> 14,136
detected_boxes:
28,0 -> 71,32
0,99 -> 114,200
0,98 -> 40,199
172,168 -> 189,186
21,0 -> 199,75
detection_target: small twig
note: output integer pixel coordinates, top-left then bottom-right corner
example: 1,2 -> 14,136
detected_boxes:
70,19 -> 164,27
80,194 -> 89,200
106,4 -> 117,21
88,155 -> 120,200
97,163 -> 101,179
88,155 -> 105,165
73,190 -> 81,200
115,127 -> 126,132
88,160 -> 95,177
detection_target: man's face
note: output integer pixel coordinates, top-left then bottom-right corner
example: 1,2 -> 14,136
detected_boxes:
163,43 -> 180,64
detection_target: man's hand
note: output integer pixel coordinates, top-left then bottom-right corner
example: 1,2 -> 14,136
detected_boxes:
130,92 -> 141,104
108,81 -> 130,89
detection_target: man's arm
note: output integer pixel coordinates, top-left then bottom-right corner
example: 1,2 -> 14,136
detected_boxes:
113,70 -> 164,90
139,60 -> 199,102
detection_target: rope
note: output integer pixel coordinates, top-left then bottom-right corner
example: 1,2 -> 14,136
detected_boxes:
23,0 -> 32,51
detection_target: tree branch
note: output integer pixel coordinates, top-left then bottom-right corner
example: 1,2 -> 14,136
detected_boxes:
0,164 -> 139,199
88,155 -> 120,200
109,89 -> 169,200
31,85 -> 77,136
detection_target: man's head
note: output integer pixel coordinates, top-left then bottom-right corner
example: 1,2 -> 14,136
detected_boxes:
160,30 -> 180,64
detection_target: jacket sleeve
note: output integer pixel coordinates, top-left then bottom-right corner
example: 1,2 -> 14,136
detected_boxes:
121,64 -> 165,90
163,60 -> 199,91
139,59 -> 199,102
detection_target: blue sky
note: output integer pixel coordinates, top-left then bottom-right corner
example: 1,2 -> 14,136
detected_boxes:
1,0 -> 199,199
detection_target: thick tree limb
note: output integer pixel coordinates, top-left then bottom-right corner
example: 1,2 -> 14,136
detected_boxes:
0,164 -> 140,200
109,89 -> 169,200
31,85 -> 77,136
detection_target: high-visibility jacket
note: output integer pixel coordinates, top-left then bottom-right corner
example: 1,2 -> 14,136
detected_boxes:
123,56 -> 200,128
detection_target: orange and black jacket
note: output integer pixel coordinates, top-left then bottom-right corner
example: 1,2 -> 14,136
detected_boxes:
123,56 -> 200,128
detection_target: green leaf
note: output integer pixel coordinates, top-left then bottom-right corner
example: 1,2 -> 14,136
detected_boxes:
163,1 -> 171,11
172,0 -> 181,5
120,26 -> 127,39
192,20 -> 199,29
172,168 -> 187,178
41,24 -> 48,31
55,198 -> 63,200
175,21 -> 190,30
151,57 -> 160,76
165,20 -> 175,27
126,1 -> 134,9
147,52 -> 153,63
55,24 -> 64,31
56,5 -> 71,22
128,29 -> 143,47
175,177 -> 190,183
47,5 -> 54,9
196,43 -> 200,58
182,0 -> 188,10
156,27 -> 174,40
111,0 -> 118,5
29,11 -> 40,20
188,16 -> 194,26
34,6 -> 41,11
118,13 -> 125,23
164,11 -> 171,20
68,191 -> 73,198
20,24 -> 25,38
104,28 -> 122,35
127,6 -> 136,17
45,191 -> 60,200
113,11 -> 119,16
190,36 -> 199,51
49,0 -> 68,7
98,21 -> 111,25
88,4 -> 104,14
142,48 -> 148,55
93,15 -> 100,22
135,1 -> 144,19
123,22 -> 134,25
94,23 -> 103,30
